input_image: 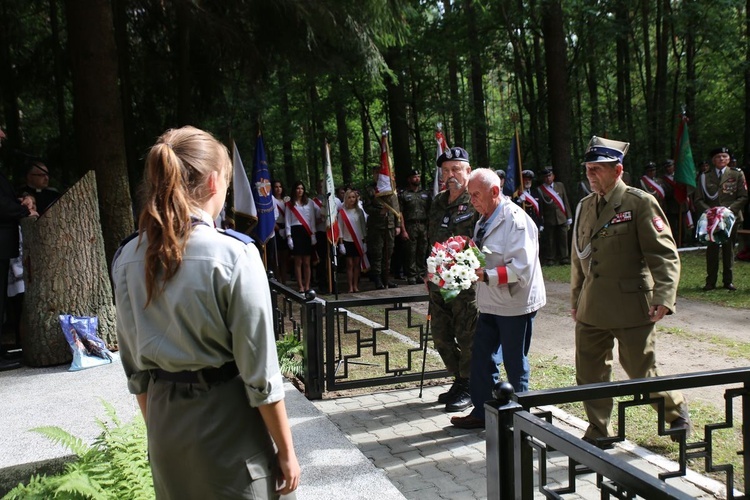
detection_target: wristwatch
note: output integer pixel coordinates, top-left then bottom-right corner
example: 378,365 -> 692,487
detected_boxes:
483,269 -> 489,284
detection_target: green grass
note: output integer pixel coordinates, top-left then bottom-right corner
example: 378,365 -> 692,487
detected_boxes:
529,355 -> 744,491
543,249 -> 750,309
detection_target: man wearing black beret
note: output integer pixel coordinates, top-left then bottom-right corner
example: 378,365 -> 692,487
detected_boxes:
427,146 -> 479,412
694,147 -> 748,291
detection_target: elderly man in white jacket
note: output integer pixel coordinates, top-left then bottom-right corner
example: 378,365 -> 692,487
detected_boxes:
451,168 -> 546,429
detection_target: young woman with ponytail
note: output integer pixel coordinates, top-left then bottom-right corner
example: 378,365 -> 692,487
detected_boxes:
112,126 -> 300,499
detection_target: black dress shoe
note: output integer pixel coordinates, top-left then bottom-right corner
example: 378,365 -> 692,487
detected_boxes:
386,282 -> 398,288
724,283 -> 737,291
582,435 -> 614,450
702,283 -> 716,291
373,277 -> 385,290
450,414 -> 485,429
669,404 -> 692,442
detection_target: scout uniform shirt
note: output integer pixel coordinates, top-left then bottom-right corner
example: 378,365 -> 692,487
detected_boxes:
570,179 -> 680,329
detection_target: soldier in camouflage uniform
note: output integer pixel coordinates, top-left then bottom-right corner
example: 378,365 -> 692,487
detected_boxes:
364,166 -> 401,289
428,147 -> 479,412
399,169 -> 431,285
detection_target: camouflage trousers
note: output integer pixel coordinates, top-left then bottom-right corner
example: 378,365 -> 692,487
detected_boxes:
367,226 -> 395,279
404,221 -> 428,280
428,285 -> 478,379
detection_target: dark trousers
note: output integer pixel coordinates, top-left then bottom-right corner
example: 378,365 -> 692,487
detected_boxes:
468,312 -> 535,420
0,259 -> 8,342
706,225 -> 737,286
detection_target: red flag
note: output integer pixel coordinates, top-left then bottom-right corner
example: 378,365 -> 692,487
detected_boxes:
376,130 -> 395,196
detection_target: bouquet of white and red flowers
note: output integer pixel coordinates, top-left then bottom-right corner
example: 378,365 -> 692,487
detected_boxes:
426,235 -> 486,302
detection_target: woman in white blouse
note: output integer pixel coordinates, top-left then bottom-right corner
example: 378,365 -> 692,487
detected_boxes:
285,180 -> 318,293
337,189 -> 368,293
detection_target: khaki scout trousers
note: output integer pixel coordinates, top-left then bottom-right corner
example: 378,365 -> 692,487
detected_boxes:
147,375 -> 291,499
575,321 -> 685,440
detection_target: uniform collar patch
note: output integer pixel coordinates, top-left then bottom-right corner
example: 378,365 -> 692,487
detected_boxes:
609,211 -> 632,225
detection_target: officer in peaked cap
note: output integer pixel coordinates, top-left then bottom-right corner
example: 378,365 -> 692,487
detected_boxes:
694,146 -> 748,291
514,169 -> 543,230
428,145 -> 479,413
639,161 -> 665,208
571,135 -> 688,446
493,169 -> 506,191
537,167 -> 572,265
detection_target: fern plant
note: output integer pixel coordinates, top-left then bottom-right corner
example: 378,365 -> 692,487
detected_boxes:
3,400 -> 153,500
276,333 -> 304,378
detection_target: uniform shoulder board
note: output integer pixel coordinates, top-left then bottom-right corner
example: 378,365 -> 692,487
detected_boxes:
221,228 -> 254,245
112,231 -> 139,270
733,167 -> 743,172
625,187 -> 645,198
118,231 -> 139,248
582,192 -> 597,202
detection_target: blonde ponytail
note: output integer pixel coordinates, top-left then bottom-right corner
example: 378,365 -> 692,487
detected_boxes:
138,126 -> 231,306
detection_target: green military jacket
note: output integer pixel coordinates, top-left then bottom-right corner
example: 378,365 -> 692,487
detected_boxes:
399,188 -> 431,223
571,179 -> 680,329
428,188 -> 478,245
693,167 -> 748,222
364,185 -> 400,229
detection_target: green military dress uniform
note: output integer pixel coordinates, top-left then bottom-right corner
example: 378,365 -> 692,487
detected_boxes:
364,185 -> 400,286
427,189 -> 479,379
693,167 -> 749,288
399,187 -> 431,283
571,179 -> 685,440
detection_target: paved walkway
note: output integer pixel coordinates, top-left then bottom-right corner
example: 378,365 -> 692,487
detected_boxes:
314,384 -> 729,499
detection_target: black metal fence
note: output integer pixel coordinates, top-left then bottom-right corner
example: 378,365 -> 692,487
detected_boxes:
486,367 -> 750,499
268,278 -> 449,399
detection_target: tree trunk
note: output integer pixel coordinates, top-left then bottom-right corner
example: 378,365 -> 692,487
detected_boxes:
0,0 -> 22,161
333,79 -> 353,185
64,0 -> 134,268
385,48 -> 413,186
176,0 -> 192,126
744,0 -> 750,164
360,102 -> 371,179
685,2 -> 698,149
49,0 -> 70,185
20,171 -> 116,367
464,0 -> 488,168
278,69 -> 295,187
541,0 -> 572,186
654,0 -> 669,157
112,0 -> 138,194
443,0 -> 463,147
641,0 -> 656,158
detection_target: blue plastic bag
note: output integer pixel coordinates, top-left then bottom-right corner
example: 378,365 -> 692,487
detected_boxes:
59,314 -> 113,371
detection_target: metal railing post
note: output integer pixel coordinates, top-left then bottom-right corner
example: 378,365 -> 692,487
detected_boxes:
302,293 -> 324,400
485,382 -> 522,499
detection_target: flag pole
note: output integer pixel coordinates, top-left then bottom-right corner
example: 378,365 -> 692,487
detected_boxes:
514,128 -> 523,198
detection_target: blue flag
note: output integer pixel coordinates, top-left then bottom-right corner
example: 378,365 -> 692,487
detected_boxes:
251,133 -> 275,244
504,133 -> 520,197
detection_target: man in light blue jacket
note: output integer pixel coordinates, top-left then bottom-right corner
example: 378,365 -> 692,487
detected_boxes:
451,168 -> 546,429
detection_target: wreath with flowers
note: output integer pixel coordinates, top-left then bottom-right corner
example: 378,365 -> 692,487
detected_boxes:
426,235 -> 486,302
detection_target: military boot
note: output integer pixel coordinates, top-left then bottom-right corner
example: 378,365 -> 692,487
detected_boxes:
437,377 -> 460,404
445,378 -> 472,412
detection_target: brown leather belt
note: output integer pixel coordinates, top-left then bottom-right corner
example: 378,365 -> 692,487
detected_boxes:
151,362 -> 239,384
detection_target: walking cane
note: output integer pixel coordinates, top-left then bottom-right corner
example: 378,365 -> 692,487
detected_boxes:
418,304 -> 431,398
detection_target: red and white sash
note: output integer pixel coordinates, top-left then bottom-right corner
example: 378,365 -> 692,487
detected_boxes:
287,202 -> 314,236
274,197 -> 286,217
518,191 -> 540,217
339,209 -> 370,271
662,175 -> 677,190
539,184 -> 567,217
640,176 -> 665,200
313,196 -> 341,243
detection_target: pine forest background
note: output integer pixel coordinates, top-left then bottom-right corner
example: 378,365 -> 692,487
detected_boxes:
1,0 -> 749,258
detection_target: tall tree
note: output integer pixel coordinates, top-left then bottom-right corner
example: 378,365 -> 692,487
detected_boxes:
464,0 -> 488,168
64,0 -> 134,265
541,0 -> 572,186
